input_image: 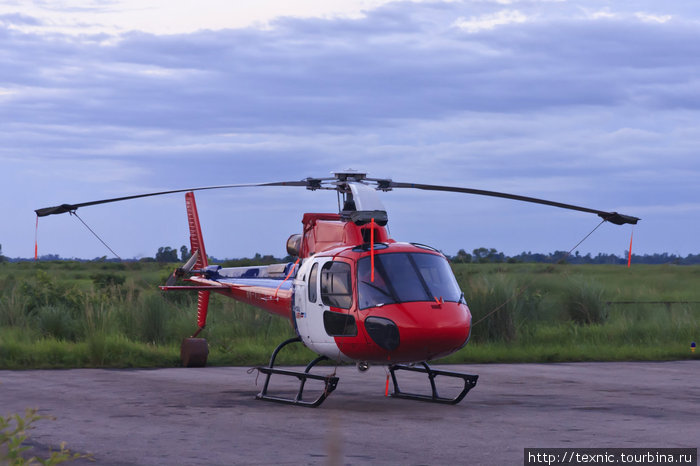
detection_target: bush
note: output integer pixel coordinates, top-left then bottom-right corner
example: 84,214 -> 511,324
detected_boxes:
19,271 -> 82,314
1,408 -> 90,464
35,305 -> 80,341
90,273 -> 125,290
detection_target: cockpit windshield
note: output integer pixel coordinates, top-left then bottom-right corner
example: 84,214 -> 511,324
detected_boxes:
357,252 -> 462,309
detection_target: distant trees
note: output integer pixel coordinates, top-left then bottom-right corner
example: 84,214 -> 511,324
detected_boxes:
221,252 -> 279,267
180,245 -> 190,262
154,245 -> 192,263
155,246 -> 179,263
451,249 -> 472,263
472,247 -> 505,263
449,248 -> 504,264
3,242 -> 699,266
447,248 -> 700,265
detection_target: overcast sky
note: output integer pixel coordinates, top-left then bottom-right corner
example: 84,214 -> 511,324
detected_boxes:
2,0 -> 698,260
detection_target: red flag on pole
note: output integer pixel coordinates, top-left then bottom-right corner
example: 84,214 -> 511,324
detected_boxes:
34,216 -> 39,261
627,229 -> 634,268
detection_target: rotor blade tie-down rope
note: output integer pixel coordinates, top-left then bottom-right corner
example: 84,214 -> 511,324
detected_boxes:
70,211 -> 122,261
247,367 -> 261,386
472,219 -> 607,328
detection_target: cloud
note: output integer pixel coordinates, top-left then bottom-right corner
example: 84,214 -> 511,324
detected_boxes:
452,9 -> 529,33
635,12 -> 672,24
2,0 -> 699,258
0,0 -> 410,35
0,12 -> 43,26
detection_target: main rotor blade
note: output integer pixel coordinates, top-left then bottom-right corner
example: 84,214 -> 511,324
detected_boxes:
35,180 -> 313,217
386,181 -> 640,225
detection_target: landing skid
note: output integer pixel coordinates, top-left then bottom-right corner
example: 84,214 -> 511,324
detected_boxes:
389,362 -> 478,404
255,337 -> 339,408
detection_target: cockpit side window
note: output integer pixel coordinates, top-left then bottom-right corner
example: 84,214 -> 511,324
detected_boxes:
308,263 -> 318,303
320,261 -> 352,309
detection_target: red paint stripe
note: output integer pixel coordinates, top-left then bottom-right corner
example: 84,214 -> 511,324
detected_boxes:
370,218 -> 375,282
274,258 -> 300,298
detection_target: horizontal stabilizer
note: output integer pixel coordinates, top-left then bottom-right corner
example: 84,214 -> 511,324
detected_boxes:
159,285 -> 226,291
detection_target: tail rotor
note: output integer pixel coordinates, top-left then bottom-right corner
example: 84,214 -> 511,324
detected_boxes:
165,250 -> 200,286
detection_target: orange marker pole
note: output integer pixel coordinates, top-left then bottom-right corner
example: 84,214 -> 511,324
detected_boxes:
385,373 -> 390,396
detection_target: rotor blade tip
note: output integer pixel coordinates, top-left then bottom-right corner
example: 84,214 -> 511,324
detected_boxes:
600,212 -> 640,225
35,204 -> 77,217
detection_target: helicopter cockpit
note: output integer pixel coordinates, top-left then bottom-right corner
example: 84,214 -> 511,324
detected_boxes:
357,251 -> 463,310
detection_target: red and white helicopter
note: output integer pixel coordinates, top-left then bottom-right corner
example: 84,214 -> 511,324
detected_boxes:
36,171 -> 639,407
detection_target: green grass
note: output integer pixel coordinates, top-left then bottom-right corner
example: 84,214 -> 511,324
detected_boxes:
440,341 -> 695,364
1,261 -> 699,368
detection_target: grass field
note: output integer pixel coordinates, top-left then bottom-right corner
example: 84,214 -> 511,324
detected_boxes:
0,260 -> 698,368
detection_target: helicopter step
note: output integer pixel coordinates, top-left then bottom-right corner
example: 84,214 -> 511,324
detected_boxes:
388,362 -> 478,404
255,337 -> 339,408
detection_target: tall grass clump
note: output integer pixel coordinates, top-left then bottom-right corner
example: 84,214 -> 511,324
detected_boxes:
137,293 -> 170,344
563,278 -> 607,325
35,304 -> 80,341
465,275 -> 525,343
0,285 -> 29,328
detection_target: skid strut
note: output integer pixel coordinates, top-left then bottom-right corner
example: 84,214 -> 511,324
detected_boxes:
255,337 -> 339,408
389,362 -> 478,404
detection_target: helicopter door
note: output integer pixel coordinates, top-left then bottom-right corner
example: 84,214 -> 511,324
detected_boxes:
293,259 -> 335,358
293,257 -> 354,361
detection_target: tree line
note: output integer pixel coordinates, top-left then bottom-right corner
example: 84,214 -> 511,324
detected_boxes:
5,244 -> 700,266
451,247 -> 700,265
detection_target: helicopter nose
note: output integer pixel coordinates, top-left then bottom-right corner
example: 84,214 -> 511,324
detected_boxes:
363,302 -> 471,362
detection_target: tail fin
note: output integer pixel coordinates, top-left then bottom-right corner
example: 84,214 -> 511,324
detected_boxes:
185,191 -> 208,269
185,191 -> 210,331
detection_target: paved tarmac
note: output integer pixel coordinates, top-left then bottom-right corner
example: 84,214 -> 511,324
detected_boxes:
1,361 -> 698,465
